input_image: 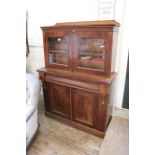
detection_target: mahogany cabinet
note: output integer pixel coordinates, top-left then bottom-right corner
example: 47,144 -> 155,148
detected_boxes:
37,20 -> 120,137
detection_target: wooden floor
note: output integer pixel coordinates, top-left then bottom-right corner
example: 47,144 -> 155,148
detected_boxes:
99,117 -> 129,155
27,96 -> 129,155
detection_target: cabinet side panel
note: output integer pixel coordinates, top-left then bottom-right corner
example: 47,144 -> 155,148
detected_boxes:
42,81 -> 52,113
111,31 -> 119,72
106,81 -> 115,127
105,32 -> 113,76
42,31 -> 49,67
94,95 -> 107,132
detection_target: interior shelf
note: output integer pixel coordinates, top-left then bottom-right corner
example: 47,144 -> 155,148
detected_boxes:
79,53 -> 103,56
49,50 -> 68,54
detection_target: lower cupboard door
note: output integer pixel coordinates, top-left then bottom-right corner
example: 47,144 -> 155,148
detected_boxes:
49,83 -> 71,119
71,88 -> 107,131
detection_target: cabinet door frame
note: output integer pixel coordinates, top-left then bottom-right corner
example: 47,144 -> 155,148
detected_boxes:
72,30 -> 109,75
48,82 -> 71,119
43,30 -> 73,71
71,88 -> 107,131
71,88 -> 96,128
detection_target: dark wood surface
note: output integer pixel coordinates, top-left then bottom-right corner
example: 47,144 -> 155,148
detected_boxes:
37,67 -> 116,84
49,83 -> 70,119
38,20 -> 120,137
72,89 -> 96,127
42,81 -> 51,113
41,20 -> 120,30
38,71 -> 115,137
41,23 -> 119,76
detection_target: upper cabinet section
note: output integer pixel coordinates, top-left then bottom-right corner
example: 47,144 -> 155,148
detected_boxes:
41,20 -> 120,76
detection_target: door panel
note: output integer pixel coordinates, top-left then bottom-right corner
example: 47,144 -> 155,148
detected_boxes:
73,31 -> 108,75
72,89 -> 96,127
43,30 -> 72,70
47,37 -> 69,65
49,83 -> 70,119
72,88 -> 107,131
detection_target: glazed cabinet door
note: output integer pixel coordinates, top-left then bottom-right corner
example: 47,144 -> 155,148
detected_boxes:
43,30 -> 72,70
71,88 -> 107,131
45,82 -> 71,119
72,30 -> 110,76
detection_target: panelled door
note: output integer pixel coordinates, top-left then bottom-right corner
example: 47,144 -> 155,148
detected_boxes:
71,88 -> 107,131
48,82 -> 71,119
71,88 -> 96,127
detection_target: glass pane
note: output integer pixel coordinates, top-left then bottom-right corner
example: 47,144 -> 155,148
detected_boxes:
47,37 -> 68,65
78,38 -> 105,70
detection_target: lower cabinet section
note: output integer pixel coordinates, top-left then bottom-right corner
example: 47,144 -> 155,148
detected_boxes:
42,81 -> 110,137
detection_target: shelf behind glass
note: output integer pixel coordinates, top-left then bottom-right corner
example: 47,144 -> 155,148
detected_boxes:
49,53 -> 68,65
78,38 -> 105,70
47,37 -> 68,65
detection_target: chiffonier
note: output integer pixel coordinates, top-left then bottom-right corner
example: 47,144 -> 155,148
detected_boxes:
37,20 -> 120,137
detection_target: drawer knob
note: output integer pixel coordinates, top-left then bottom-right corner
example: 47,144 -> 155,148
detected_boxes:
72,29 -> 75,33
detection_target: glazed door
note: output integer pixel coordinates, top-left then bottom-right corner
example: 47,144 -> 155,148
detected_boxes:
43,30 -> 72,70
48,83 -> 71,119
73,30 -> 108,75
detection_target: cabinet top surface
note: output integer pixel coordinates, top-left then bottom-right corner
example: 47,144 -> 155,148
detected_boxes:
41,20 -> 120,30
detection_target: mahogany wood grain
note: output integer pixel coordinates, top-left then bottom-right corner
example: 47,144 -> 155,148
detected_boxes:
41,26 -> 119,76
72,89 -> 95,127
37,67 -> 116,84
94,95 -> 107,131
49,83 -> 70,119
42,81 -> 51,113
37,20 -> 120,137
